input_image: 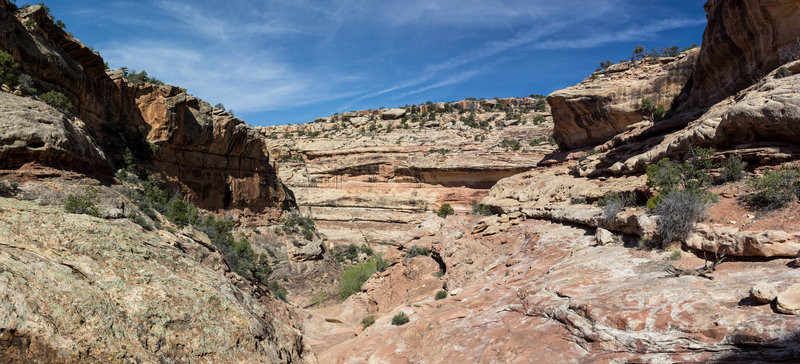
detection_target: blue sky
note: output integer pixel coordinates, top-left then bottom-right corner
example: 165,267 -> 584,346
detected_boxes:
45,1 -> 706,126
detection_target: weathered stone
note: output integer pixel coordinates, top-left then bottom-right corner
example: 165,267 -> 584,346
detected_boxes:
549,49 -> 698,149
595,227 -> 614,246
381,108 -> 406,120
776,284 -> 800,315
750,283 -> 779,304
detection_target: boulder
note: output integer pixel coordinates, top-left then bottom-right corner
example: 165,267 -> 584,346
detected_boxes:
749,283 -> 779,304
381,108 -> 406,120
595,227 -> 614,246
776,284 -> 800,315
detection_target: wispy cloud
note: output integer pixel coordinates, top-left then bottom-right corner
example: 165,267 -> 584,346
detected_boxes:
534,17 -> 707,49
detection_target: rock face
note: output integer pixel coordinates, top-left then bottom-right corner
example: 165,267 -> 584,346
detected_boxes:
0,92 -> 109,172
316,216 -> 800,362
549,49 -> 698,150
0,198 -> 316,363
685,0 -> 800,110
119,81 -> 292,213
260,98 -> 553,248
0,4 -> 291,215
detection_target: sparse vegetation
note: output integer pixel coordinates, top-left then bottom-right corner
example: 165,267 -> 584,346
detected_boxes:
435,290 -> 447,300
436,203 -> 454,218
471,200 -> 492,216
361,315 -> 376,329
501,138 -> 522,151
405,245 -> 430,259
282,214 -> 316,240
646,148 -> 718,246
654,189 -> 708,247
120,67 -> 164,85
0,50 -> 20,88
333,244 -> 374,264
64,187 -> 100,217
339,256 -> 390,300
17,74 -> 37,95
391,312 -> 410,326
0,180 -> 19,197
775,67 -> 792,79
743,166 -> 800,210
718,155 -> 746,183
39,90 -> 73,114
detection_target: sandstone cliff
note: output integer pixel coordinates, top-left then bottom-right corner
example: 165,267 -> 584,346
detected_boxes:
259,98 -> 553,248
0,4 -> 291,215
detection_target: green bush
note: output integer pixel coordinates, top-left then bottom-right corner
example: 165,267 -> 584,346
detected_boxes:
743,167 -> 800,209
361,315 -> 376,329
501,138 -> 522,151
121,68 -> 164,85
391,312 -> 410,326
64,187 -> 100,217
776,67 -> 792,79
165,198 -> 198,227
436,203 -> 454,218
267,281 -> 288,301
471,200 -> 492,216
338,256 -> 389,300
646,148 -> 716,195
435,290 -> 447,300
718,155 -> 746,183
282,215 -> 316,239
533,98 -> 547,112
194,215 -> 275,290
40,90 -> 73,114
640,97 -> 655,118
0,50 -> 19,88
405,245 -> 430,259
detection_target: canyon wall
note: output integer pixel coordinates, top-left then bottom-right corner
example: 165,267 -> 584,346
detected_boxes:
259,99 -> 554,248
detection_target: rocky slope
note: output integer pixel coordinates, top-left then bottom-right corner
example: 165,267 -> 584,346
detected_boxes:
0,195 -> 315,363
259,99 -> 554,248
293,0 -> 800,362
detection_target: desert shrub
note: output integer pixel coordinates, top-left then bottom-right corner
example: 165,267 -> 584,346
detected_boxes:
405,245 -> 430,259
533,98 -> 547,112
435,290 -> 447,300
64,187 -> 100,217
718,155 -> 746,183
0,50 -> 19,88
471,200 -> 492,216
267,281 -> 288,301
501,138 -> 522,151
654,189 -> 708,246
436,203 -> 454,218
743,167 -> 800,209
165,198 -> 198,227
776,67 -> 792,79
599,59 -> 614,70
339,256 -> 389,300
361,315 -> 376,329
17,74 -> 36,94
640,97 -> 655,117
391,312 -> 410,326
282,214 -> 316,239
214,103 -> 226,111
532,115 -> 546,125
598,193 -> 624,222
570,197 -> 587,205
334,244 -> 361,263
40,90 -> 73,114
127,213 -> 153,231
309,291 -> 327,307
194,215 -> 277,295
121,68 -> 164,85
646,148 -> 716,195
653,104 -> 667,120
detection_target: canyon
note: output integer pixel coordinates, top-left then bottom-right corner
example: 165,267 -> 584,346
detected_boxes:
2,0 -> 800,363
